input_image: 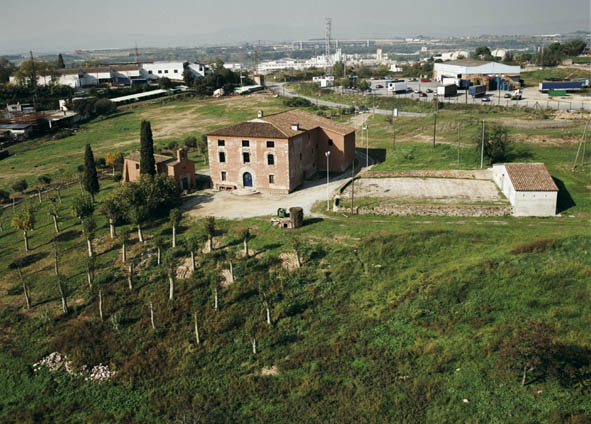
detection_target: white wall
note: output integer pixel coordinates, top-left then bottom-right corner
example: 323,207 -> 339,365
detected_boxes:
142,62 -> 185,80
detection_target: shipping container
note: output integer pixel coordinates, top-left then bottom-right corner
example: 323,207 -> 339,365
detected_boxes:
468,85 -> 486,97
538,81 -> 582,92
549,89 -> 567,97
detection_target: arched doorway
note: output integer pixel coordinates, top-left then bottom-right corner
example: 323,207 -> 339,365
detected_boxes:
243,172 -> 253,187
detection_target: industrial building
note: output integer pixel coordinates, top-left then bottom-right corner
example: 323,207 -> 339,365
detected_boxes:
206,109 -> 355,194
434,60 -> 521,90
492,163 -> 558,217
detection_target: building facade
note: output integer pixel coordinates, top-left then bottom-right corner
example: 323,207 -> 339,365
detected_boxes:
207,109 -> 355,194
492,163 -> 559,217
434,60 -> 521,89
123,148 -> 196,190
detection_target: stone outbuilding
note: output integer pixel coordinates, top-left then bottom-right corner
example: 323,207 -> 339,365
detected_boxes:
123,148 -> 196,190
206,109 -> 356,194
492,163 -> 559,216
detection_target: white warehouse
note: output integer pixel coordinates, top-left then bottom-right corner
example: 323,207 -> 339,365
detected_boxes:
433,60 -> 520,82
492,163 -> 559,217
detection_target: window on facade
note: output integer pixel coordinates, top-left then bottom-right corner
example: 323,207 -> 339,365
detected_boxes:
243,152 -> 250,163
218,139 -> 225,146
174,69 -> 178,73
158,70 -> 162,74
266,141 -> 274,148
328,139 -> 333,146
135,164 -> 140,170
269,174 -> 275,184
148,70 -> 153,74
219,152 -> 225,163
267,154 -> 275,165
242,140 -> 250,147
221,171 -> 227,181
165,70 -> 169,73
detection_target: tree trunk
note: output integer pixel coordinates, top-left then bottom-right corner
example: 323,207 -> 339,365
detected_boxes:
109,219 -> 115,239
190,251 -> 196,272
52,215 -> 59,233
169,276 -> 175,300
38,190 -> 42,203
214,288 -> 218,311
522,365 -> 527,386
194,312 -> 200,344
229,259 -> 234,283
112,166 -> 115,176
56,188 -> 62,203
251,337 -> 257,354
19,269 -> 31,310
122,243 -> 126,263
172,226 -> 176,248
150,302 -> 155,329
24,231 -> 29,252
266,307 -> 271,326
87,238 -> 94,257
0,222 -> 3,232
57,277 -> 68,314
128,264 -> 133,290
98,290 -> 103,321
87,267 -> 93,288
138,225 -> 144,243
244,239 -> 248,258
208,237 -> 213,252
157,247 -> 161,266
295,251 -> 301,268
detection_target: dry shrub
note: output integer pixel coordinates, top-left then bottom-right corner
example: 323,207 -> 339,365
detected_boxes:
509,238 -> 558,254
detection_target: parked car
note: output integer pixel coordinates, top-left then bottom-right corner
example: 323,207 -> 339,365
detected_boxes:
504,93 -> 511,98
418,92 -> 427,97
481,96 -> 491,102
408,78 -> 418,82
426,88 -> 433,93
420,78 -> 431,83
414,89 -> 420,93
406,87 -> 413,93
358,105 -> 369,112
375,84 -> 384,89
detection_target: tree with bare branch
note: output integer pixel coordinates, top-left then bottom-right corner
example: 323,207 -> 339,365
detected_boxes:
118,227 -> 130,263
11,207 -> 35,251
238,227 -> 252,258
99,196 -> 120,239
82,215 -> 97,257
48,196 -> 60,233
204,216 -> 216,252
164,250 -> 179,301
169,208 -> 182,248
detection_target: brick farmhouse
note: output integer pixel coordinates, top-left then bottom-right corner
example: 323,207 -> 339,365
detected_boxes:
206,109 -> 355,194
123,148 -> 196,190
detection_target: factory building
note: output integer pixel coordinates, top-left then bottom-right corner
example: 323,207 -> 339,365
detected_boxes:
434,60 -> 521,90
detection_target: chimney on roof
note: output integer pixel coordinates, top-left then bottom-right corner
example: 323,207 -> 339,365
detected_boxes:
291,123 -> 300,131
177,148 -> 186,162
257,110 -> 264,118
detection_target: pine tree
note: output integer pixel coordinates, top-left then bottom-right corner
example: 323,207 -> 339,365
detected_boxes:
139,121 -> 156,176
57,54 -> 65,69
82,144 -> 100,201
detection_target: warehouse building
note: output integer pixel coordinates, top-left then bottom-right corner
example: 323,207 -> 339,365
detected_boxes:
492,163 -> 558,217
434,60 -> 521,90
206,109 -> 355,194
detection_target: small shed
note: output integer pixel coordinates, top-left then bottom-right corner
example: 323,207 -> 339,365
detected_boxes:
0,123 -> 33,138
492,163 -> 559,216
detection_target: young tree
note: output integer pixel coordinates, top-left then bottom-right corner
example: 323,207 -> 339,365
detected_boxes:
139,121 -> 156,176
151,236 -> 165,266
186,234 -> 200,272
149,301 -> 155,329
36,175 -> 51,203
127,259 -> 135,290
57,53 -> 65,69
15,262 -> 31,310
245,312 -> 265,355
71,193 -> 95,223
479,124 -> 517,166
98,290 -> 104,321
119,226 -> 130,263
86,254 -> 95,288
82,215 -> 97,257
82,144 -> 100,201
105,152 -> 124,176
169,208 -> 182,248
238,227 -> 251,258
204,216 -> 216,252
99,196 -> 120,239
12,179 -> 28,201
48,196 -> 60,233
163,250 -> 179,300
291,237 -> 303,268
129,204 -> 148,243
194,312 -> 200,344
52,238 -> 68,314
11,208 -> 35,251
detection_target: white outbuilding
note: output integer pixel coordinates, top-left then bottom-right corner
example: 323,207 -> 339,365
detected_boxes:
492,163 -> 559,217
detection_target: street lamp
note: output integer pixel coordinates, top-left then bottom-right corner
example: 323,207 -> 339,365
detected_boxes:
325,151 -> 331,210
362,124 -> 369,168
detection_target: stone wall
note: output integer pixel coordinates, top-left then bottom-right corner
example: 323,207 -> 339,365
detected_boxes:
336,204 -> 512,217
366,169 -> 492,180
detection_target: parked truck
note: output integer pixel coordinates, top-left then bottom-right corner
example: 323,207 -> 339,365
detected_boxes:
538,81 -> 582,93
437,84 -> 458,97
387,81 -> 408,93
468,85 -> 486,97
511,89 -> 522,100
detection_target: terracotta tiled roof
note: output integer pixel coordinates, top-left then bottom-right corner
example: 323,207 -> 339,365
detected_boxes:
207,109 -> 355,139
261,109 -> 355,137
207,121 -> 288,139
125,152 -> 176,165
504,163 -> 559,192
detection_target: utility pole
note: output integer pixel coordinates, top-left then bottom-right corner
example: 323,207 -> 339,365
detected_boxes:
480,120 -> 485,169
325,151 -> 331,210
29,51 -> 38,109
457,123 -> 460,165
433,99 -> 437,148
134,42 -> 140,64
350,157 -> 355,215
572,120 -> 589,171
392,108 -> 396,151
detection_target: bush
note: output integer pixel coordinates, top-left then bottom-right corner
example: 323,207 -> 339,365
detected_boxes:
113,172 -> 122,182
283,97 -> 312,108
95,157 -> 107,168
0,189 -> 9,203
0,150 -> 9,160
167,141 -> 179,151
184,136 -> 197,148
12,179 -> 28,193
94,98 -> 117,116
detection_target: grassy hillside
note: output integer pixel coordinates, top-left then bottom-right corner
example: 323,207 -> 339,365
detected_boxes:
0,94 -> 590,423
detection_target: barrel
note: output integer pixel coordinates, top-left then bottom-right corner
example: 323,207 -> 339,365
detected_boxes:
289,207 -> 304,228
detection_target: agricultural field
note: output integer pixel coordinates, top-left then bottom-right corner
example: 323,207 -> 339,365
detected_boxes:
0,93 -> 590,423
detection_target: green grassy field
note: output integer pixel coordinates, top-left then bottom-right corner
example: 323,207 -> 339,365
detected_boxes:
521,68 -> 591,86
0,93 -> 590,423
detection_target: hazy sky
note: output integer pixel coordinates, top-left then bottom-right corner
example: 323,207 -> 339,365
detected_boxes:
1,0 -> 589,53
